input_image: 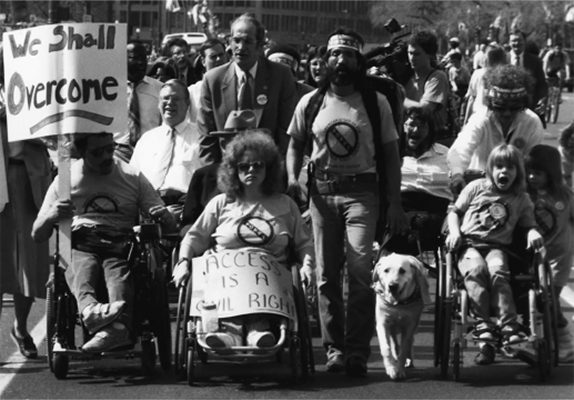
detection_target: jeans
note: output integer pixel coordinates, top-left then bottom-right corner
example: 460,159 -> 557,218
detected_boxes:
65,249 -> 133,328
310,191 -> 378,361
458,247 -> 517,329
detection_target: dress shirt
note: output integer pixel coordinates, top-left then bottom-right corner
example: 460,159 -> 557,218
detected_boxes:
114,76 -> 163,145
401,143 -> 453,201
510,50 -> 523,67
130,120 -> 201,192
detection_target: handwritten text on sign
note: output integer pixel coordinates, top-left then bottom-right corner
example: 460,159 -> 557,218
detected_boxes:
190,250 -> 296,321
2,23 -> 127,141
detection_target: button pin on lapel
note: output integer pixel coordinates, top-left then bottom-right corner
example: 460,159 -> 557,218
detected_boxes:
257,94 -> 268,105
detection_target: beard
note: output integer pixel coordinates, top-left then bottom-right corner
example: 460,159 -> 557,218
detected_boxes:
325,65 -> 361,87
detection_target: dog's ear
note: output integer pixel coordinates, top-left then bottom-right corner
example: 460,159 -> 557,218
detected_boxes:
407,256 -> 432,306
372,253 -> 389,283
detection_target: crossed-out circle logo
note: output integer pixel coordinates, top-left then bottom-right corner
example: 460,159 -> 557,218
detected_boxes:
324,119 -> 359,159
533,201 -> 557,238
236,215 -> 275,246
83,193 -> 119,214
475,200 -> 509,231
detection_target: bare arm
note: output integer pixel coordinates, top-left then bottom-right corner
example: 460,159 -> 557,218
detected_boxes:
32,199 -> 75,243
382,140 -> 407,235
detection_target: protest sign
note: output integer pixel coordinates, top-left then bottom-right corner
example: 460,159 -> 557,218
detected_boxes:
2,23 -> 127,141
190,250 -> 296,321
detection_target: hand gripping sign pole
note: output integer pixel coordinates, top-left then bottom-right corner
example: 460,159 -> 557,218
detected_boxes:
2,23 -> 127,269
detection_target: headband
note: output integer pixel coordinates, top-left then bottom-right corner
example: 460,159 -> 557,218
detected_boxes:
488,86 -> 527,100
268,52 -> 297,71
327,34 -> 363,52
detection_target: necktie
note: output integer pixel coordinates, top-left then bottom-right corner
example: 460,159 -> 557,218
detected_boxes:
515,54 -> 520,66
128,81 -> 141,147
153,128 -> 175,189
239,72 -> 253,110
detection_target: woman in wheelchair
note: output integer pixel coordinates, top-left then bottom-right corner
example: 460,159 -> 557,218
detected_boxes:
445,143 -> 544,365
383,108 -> 453,255
32,132 -> 176,353
172,130 -> 314,348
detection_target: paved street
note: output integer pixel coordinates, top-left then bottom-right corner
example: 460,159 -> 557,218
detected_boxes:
0,92 -> 573,399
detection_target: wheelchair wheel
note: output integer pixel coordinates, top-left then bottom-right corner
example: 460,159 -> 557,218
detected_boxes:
289,335 -> 300,383
537,340 -> 549,383
433,249 -> 446,368
186,338 -> 196,386
53,354 -> 69,380
141,338 -> 156,377
151,262 -> 172,371
452,342 -> 461,382
174,286 -> 187,378
439,252 -> 454,379
46,287 -> 55,373
293,269 -> 315,381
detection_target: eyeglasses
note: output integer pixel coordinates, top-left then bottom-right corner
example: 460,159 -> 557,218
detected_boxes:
237,161 -> 265,172
90,143 -> 118,157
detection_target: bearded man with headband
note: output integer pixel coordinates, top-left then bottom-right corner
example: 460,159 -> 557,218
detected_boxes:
286,28 -> 406,376
448,64 -> 544,193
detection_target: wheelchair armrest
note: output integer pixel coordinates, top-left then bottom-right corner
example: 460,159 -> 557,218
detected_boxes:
135,222 -> 162,242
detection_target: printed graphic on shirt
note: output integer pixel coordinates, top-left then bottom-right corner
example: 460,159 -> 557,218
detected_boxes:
474,201 -> 509,231
325,120 -> 359,159
533,201 -> 557,237
236,215 -> 275,246
83,193 -> 119,214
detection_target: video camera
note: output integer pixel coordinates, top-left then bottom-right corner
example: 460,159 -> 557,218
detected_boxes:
364,18 -> 413,86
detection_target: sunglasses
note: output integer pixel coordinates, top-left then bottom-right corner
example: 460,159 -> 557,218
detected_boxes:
237,161 -> 265,172
90,143 -> 118,157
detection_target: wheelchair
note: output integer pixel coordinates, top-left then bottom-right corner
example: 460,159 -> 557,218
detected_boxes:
173,249 -> 315,385
434,232 -> 560,382
45,222 -> 172,379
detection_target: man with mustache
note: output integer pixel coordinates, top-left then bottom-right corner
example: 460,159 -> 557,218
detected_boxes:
196,13 -> 296,165
286,28 -> 406,377
32,132 -> 176,353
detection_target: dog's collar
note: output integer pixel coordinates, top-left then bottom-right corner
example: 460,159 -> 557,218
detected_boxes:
372,281 -> 422,306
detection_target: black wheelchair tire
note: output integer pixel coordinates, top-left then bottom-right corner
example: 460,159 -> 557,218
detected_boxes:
186,339 -> 195,386
452,342 -> 461,382
46,287 -> 55,373
53,354 -> 69,380
141,338 -> 156,377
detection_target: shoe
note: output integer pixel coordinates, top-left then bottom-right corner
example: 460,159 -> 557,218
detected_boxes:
345,355 -> 367,377
500,324 -> 528,346
471,325 -> 497,342
325,353 -> 345,373
10,327 -> 38,359
82,301 -> 126,334
81,323 -> 132,353
474,344 -> 495,365
246,331 -> 275,348
204,332 -> 242,348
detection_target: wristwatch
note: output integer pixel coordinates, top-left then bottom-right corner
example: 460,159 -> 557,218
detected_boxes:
177,257 -> 190,267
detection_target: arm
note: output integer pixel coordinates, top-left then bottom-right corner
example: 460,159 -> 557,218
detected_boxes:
286,136 -> 306,201
445,210 -> 462,251
275,66 -> 297,158
32,199 -> 75,243
382,139 -> 407,235
196,76 -> 222,166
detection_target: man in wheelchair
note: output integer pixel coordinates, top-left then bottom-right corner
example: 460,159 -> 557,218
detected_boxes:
32,132 -> 176,353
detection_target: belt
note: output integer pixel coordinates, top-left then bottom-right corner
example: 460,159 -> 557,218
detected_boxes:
314,170 -> 378,183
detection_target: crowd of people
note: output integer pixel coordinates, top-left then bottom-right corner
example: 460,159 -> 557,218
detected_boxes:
0,12 -> 573,379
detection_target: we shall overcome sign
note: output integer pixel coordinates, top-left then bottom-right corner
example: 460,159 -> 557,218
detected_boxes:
2,23 -> 127,141
190,250 -> 297,321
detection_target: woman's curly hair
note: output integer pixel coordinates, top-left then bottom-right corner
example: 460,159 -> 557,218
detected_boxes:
217,130 -> 282,199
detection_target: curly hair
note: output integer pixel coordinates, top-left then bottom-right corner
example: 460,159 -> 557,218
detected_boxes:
407,29 -> 438,56
484,64 -> 533,109
217,130 -> 282,199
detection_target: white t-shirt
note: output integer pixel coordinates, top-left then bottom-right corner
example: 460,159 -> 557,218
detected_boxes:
288,89 -> 398,174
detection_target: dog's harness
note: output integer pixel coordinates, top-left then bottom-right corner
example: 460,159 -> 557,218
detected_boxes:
372,281 -> 422,306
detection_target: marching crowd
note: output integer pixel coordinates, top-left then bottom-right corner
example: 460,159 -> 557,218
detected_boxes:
1,12 -> 573,379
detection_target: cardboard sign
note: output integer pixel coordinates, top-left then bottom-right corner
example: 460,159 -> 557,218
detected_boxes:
2,23 -> 127,141
190,250 -> 296,321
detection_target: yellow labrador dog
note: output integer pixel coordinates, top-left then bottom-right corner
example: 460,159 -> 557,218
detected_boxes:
372,253 -> 431,380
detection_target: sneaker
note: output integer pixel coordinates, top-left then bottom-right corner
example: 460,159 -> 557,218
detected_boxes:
474,344 -> 495,365
10,327 -> 38,359
471,327 -> 497,342
345,355 -> 367,377
500,324 -> 528,346
204,332 -> 243,348
246,331 -> 275,348
81,323 -> 132,353
325,353 -> 345,373
82,301 -> 126,334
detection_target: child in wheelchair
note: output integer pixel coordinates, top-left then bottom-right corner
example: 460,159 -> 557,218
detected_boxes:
445,143 -> 544,365
525,145 -> 574,363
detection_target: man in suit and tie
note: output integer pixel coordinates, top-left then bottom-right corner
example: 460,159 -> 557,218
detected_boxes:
130,79 -> 201,214
197,13 -> 297,166
508,29 -> 548,115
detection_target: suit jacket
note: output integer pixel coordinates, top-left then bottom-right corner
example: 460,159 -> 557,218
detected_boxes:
181,163 -> 220,227
197,57 -> 297,165
522,52 -> 548,108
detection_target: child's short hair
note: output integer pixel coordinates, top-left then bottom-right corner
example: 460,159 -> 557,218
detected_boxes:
525,144 -> 570,201
486,143 -> 526,194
